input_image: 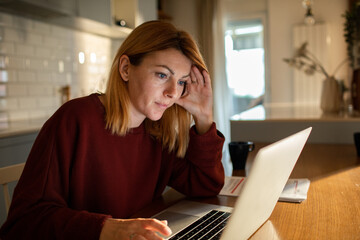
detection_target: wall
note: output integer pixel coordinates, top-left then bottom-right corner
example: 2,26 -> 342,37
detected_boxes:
168,0 -> 348,104
162,0 -> 200,42
267,0 -> 347,104
0,12 -> 122,123
222,0 -> 348,104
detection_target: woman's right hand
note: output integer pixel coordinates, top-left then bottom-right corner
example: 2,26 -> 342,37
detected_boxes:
99,218 -> 172,240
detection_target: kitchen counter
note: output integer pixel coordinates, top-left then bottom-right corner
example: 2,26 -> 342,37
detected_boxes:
0,118 -> 46,138
231,104 -> 358,121
230,104 -> 360,144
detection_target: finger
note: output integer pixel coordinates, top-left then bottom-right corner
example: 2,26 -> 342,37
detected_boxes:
202,70 -> 212,88
142,219 -> 172,237
192,66 -> 205,85
190,67 -> 198,84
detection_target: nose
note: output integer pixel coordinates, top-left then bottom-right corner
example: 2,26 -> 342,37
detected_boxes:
164,80 -> 178,98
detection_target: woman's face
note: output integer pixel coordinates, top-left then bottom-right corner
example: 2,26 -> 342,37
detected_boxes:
121,48 -> 192,126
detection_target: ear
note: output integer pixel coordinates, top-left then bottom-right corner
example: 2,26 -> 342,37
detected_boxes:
118,55 -> 130,81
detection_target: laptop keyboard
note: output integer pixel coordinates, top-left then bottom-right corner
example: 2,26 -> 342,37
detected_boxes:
169,210 -> 231,240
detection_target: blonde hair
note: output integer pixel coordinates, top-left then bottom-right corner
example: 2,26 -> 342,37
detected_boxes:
104,21 -> 208,158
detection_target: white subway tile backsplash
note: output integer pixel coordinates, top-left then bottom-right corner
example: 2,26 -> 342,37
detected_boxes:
0,27 -> 4,41
29,109 -> 47,119
0,70 -> 8,82
6,56 -> 25,69
15,43 -> 35,56
45,59 -> 58,71
37,96 -> 56,107
51,25 -> 72,39
51,48 -> 66,60
72,61 -> 78,73
0,55 -> 7,68
12,15 -> 33,31
58,60 -> 64,73
24,59 -> 30,69
43,36 -> 58,47
3,97 -> 18,110
28,85 -> 53,96
65,73 -> 72,84
63,60 -> 73,72
0,13 -> 13,26
25,32 -> 43,45
37,72 -> 52,83
52,73 -> 67,84
7,84 -> 27,96
3,28 -> 25,43
0,98 -> 6,111
0,84 -> 6,97
33,21 -> 51,35
6,70 -> 17,82
17,71 -> 36,82
46,108 -> 58,118
1,13 -> 122,122
18,97 -> 37,109
53,96 -> 61,106
88,65 -> 99,74
35,46 -> 51,58
8,110 -> 29,121
26,58 -> 44,71
0,42 -> 15,54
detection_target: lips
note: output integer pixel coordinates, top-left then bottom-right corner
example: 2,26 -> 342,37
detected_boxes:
156,102 -> 169,109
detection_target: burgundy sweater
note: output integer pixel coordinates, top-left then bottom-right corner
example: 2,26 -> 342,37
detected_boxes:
0,94 -> 225,240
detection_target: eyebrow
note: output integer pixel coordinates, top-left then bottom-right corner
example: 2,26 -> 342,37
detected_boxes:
156,65 -> 190,79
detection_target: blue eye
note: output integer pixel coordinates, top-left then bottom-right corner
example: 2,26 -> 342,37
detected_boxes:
178,80 -> 187,86
157,72 -> 167,79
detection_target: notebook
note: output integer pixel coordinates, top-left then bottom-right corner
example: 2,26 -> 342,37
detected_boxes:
152,127 -> 312,240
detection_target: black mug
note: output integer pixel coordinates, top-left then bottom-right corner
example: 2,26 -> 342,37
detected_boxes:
228,141 -> 255,170
354,132 -> 360,157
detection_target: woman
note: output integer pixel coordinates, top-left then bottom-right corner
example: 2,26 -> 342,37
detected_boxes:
0,21 -> 225,240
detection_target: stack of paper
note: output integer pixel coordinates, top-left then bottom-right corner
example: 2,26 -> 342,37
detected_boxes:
219,176 -> 310,203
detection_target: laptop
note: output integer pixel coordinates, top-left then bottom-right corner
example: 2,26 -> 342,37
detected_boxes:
153,127 -> 312,240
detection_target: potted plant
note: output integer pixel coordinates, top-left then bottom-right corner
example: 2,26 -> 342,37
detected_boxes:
283,42 -> 348,113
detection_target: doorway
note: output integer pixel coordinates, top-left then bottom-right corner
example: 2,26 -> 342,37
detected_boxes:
225,19 -> 265,115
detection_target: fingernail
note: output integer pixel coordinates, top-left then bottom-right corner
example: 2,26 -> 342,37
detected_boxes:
162,220 -> 168,225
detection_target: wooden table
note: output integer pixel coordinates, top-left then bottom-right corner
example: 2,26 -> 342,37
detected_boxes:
134,143 -> 360,239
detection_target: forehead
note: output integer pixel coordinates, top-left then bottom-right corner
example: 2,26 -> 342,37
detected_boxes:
141,48 -> 192,71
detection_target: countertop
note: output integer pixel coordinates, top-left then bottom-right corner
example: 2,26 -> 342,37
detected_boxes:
231,104 -> 359,122
230,104 -> 360,144
0,118 -> 46,138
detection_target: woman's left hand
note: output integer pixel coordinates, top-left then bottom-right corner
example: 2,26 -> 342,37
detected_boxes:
176,66 -> 213,135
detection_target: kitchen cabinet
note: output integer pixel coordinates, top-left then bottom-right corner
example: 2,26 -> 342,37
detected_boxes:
75,0 -> 157,36
78,0 -> 113,26
113,0 -> 157,29
71,0 -> 157,38
0,0 -> 157,39
46,0 -> 76,15
0,131 -> 38,225
0,0 -> 76,18
0,131 -> 38,167
78,0 -> 157,27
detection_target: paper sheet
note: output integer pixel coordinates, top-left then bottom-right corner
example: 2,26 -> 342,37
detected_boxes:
219,176 -> 310,203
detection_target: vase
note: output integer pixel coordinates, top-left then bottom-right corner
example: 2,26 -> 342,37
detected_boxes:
320,77 -> 342,113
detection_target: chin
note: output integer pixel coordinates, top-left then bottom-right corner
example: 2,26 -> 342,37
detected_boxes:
147,114 -> 164,121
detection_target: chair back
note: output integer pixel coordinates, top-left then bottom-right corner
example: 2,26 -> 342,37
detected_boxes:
0,163 -> 25,214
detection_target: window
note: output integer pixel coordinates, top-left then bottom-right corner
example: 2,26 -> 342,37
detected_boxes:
225,19 -> 265,115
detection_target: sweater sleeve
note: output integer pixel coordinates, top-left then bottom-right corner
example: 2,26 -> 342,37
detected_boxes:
0,104 -> 111,240
168,122 -> 225,197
